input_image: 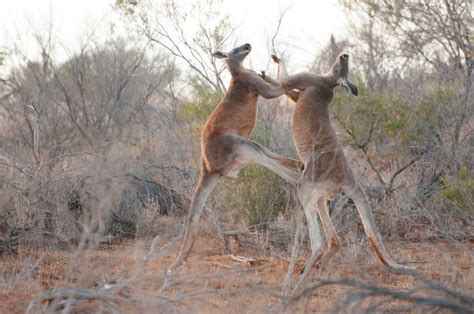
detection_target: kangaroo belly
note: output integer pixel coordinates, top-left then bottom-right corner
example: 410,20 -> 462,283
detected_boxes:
303,148 -> 355,185
292,113 -> 333,162
225,105 -> 257,137
201,94 -> 258,172
202,95 -> 258,139
292,102 -> 355,185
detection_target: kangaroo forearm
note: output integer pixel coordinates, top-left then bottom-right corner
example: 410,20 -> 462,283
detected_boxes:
262,75 -> 299,101
260,86 -> 285,99
263,75 -> 280,86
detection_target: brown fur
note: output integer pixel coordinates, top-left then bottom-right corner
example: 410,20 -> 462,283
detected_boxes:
168,44 -> 304,274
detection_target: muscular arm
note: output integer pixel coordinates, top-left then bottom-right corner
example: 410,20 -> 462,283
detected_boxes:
261,73 -> 280,86
250,75 -> 286,99
262,73 -> 302,103
280,73 -> 311,91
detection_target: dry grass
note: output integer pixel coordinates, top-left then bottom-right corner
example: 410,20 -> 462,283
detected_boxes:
0,218 -> 472,313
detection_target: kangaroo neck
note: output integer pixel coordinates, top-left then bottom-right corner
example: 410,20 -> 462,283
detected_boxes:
312,101 -> 330,119
226,61 -> 245,77
323,73 -> 339,89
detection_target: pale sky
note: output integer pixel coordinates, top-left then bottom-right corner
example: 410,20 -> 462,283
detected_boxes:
0,0 -> 348,72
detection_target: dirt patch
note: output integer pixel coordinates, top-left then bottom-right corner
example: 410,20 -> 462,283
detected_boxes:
0,231 -> 472,313
0,293 -> 31,314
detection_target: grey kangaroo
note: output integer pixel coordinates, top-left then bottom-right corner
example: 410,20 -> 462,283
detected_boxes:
264,53 -> 413,289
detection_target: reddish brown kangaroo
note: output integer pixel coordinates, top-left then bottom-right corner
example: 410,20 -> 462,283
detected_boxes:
168,44 -> 304,274
265,53 -> 413,289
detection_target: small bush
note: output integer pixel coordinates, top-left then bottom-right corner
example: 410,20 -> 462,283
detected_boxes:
222,165 -> 289,226
178,78 -> 223,138
439,164 -> 474,213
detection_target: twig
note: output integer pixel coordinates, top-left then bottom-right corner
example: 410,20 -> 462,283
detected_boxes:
228,254 -> 256,266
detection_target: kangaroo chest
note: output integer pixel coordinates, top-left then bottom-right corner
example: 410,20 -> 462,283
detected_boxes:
292,101 -> 339,163
227,98 -> 258,137
203,91 -> 258,139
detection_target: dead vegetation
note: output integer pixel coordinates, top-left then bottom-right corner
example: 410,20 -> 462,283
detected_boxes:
0,0 -> 472,312
0,221 -> 472,313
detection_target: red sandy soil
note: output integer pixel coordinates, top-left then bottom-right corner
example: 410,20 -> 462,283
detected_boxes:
0,232 -> 472,313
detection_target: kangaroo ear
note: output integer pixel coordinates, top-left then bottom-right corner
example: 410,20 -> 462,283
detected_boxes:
212,51 -> 228,59
339,79 -> 359,96
346,80 -> 359,96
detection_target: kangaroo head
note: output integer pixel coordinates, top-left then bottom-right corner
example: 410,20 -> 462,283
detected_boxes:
212,43 -> 252,73
328,53 -> 358,96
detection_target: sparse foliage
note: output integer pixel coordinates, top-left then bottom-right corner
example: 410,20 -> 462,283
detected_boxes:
116,0 -> 237,93
0,1 -> 472,312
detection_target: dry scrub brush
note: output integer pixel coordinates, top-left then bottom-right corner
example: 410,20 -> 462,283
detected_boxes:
0,28 -> 193,249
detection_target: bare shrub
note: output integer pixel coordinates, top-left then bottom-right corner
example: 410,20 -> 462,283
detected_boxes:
0,1 -> 472,312
286,273 -> 474,313
0,26 -> 187,245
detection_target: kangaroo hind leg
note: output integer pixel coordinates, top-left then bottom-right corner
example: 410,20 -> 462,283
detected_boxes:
345,185 -> 414,270
168,171 -> 220,274
293,190 -> 340,293
234,137 -> 302,185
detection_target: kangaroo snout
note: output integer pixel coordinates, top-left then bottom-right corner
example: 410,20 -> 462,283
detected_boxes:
243,43 -> 252,51
340,53 -> 349,61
